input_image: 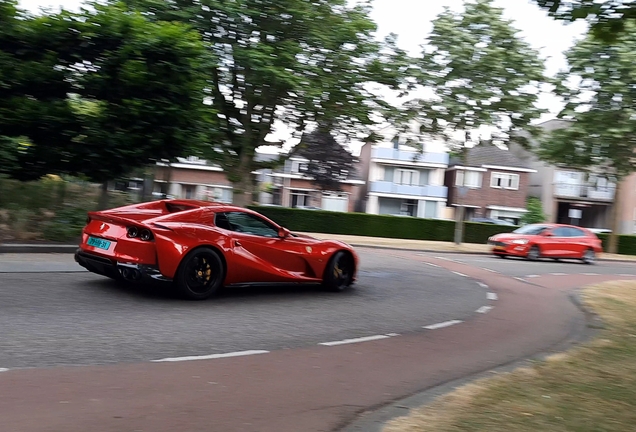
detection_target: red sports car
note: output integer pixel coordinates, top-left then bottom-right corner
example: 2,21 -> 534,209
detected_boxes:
488,223 -> 603,264
75,200 -> 358,299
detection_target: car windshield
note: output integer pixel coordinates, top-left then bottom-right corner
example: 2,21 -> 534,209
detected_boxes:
513,224 -> 549,235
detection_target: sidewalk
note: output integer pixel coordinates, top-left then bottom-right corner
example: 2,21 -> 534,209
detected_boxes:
1,232 -> 635,262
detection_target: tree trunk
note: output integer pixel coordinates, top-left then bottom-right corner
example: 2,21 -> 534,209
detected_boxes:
454,206 -> 464,245
97,181 -> 109,210
231,152 -> 255,208
163,161 -> 173,198
232,175 -> 254,208
607,180 -> 622,254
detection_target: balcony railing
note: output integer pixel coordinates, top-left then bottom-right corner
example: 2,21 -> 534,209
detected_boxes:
553,182 -> 615,201
369,181 -> 447,198
372,147 -> 449,165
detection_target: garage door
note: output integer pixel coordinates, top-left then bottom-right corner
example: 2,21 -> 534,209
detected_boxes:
322,195 -> 348,212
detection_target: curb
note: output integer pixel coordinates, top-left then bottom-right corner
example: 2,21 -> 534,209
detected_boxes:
339,287 -> 598,432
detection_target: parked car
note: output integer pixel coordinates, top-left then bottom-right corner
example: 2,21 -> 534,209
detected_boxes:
471,217 -> 515,226
487,223 -> 602,264
75,199 -> 358,299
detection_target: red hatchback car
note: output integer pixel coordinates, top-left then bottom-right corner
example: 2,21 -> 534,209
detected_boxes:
488,223 -> 603,264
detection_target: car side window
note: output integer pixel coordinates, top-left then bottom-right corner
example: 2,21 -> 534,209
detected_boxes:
223,212 -> 279,238
552,227 -> 570,237
567,227 -> 586,237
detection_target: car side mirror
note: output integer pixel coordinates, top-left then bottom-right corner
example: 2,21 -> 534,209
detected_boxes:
278,227 -> 291,238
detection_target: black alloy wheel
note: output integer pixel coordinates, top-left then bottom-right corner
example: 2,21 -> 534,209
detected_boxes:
323,251 -> 354,292
175,247 -> 225,300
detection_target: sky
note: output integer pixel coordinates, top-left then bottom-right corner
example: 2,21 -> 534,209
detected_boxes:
18,0 -> 588,153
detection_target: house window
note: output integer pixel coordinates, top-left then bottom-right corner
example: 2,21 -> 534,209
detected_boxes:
490,172 -> 520,190
400,199 -> 417,216
395,169 -> 418,185
183,185 -> 196,199
419,170 -> 430,186
290,190 -> 310,207
455,170 -> 482,188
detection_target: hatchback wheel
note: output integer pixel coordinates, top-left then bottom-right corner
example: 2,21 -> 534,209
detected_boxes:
582,249 -> 596,265
527,245 -> 540,261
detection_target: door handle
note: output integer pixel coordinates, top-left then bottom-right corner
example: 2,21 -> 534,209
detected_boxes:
234,240 -> 242,247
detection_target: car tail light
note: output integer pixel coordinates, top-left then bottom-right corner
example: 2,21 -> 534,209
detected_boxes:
140,229 -> 154,241
127,226 -> 139,238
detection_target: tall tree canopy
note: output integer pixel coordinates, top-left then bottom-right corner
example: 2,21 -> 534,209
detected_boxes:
123,0 -> 411,204
407,0 -> 549,150
533,0 -> 635,42
0,0 -> 210,186
0,0 -> 80,180
537,24 -> 636,252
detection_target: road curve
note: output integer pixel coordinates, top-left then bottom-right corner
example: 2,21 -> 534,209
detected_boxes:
1,249 -> 633,432
0,249 -> 485,369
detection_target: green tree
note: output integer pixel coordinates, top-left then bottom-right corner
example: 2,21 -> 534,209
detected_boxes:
0,0 -> 80,180
123,0 -> 411,205
536,25 -> 636,253
533,0 -> 636,42
0,1 -> 211,207
520,197 -> 546,224
408,0 -> 549,149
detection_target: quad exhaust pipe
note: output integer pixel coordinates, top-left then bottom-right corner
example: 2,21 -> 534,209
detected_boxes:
120,267 -> 142,281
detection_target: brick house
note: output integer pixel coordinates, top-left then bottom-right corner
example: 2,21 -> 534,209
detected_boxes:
154,157 -> 234,202
255,154 -> 365,212
444,143 -> 537,224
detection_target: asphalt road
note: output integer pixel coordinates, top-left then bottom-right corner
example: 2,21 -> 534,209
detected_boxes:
435,253 -> 636,278
0,249 -> 486,369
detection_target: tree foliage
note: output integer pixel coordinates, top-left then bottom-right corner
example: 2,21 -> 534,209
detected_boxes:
520,197 -> 546,224
0,1 -> 210,183
408,0 -> 549,149
537,25 -> 636,252
123,0 -> 411,204
533,0 -> 636,42
294,128 -> 356,191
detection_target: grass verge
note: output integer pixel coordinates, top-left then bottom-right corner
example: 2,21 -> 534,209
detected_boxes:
384,280 -> 636,432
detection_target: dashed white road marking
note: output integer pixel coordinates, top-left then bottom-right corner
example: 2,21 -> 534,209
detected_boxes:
452,271 -> 467,277
619,274 -> 634,277
152,350 -> 269,363
526,275 -> 539,278
482,268 -> 498,273
476,306 -> 494,314
386,333 -> 400,337
514,277 -> 527,283
424,320 -> 463,330
478,282 -> 488,289
0,368 -> 8,372
425,262 -> 440,268
435,256 -> 456,262
319,334 -> 393,346
583,273 -> 599,276
551,273 -> 567,276
487,292 -> 498,301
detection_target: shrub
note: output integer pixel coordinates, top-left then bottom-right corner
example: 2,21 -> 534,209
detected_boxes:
249,206 -> 517,245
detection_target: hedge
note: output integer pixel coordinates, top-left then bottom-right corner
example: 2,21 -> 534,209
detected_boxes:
248,206 -> 516,245
249,206 -> 636,255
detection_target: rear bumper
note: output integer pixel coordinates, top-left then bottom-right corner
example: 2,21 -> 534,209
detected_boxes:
75,249 -> 171,282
